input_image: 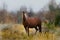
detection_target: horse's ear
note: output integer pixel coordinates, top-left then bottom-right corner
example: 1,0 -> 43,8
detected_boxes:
23,11 -> 25,14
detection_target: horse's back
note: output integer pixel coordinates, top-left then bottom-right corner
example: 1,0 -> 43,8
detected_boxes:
26,17 -> 41,25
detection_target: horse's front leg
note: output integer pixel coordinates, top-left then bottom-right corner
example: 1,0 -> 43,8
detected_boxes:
28,27 -> 29,36
25,27 -> 27,33
25,27 -> 29,36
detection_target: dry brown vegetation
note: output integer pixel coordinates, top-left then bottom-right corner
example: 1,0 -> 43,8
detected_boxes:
0,24 -> 59,40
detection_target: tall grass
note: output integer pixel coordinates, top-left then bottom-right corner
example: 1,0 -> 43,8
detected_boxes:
43,22 -> 56,33
1,24 -> 56,40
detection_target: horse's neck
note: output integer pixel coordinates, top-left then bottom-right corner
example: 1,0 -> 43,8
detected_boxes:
24,13 -> 28,19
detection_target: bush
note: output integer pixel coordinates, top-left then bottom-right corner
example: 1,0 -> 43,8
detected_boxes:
55,14 -> 60,26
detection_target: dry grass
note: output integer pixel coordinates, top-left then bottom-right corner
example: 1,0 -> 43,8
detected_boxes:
0,24 -> 59,40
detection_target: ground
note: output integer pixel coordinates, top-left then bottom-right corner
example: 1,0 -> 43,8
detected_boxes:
0,24 -> 60,40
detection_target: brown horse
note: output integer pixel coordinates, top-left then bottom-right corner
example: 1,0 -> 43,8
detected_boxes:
22,11 -> 42,36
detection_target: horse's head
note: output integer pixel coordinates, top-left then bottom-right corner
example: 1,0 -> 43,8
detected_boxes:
22,11 -> 25,18
23,11 -> 25,14
23,11 -> 28,18
22,11 -> 28,24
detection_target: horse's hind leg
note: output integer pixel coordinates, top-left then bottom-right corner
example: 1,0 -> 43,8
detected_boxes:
35,27 -> 38,34
38,25 -> 42,32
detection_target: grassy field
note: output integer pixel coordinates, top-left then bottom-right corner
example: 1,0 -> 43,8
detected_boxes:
0,24 -> 60,40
